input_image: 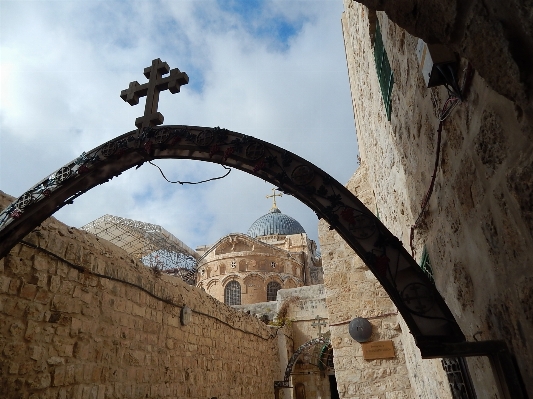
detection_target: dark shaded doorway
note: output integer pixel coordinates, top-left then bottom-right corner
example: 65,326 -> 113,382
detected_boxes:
329,375 -> 340,399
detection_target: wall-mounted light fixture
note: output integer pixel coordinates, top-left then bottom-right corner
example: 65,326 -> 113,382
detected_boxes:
348,317 -> 372,342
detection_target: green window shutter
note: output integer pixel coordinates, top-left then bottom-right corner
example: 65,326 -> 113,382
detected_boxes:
419,246 -> 435,284
374,21 -> 394,121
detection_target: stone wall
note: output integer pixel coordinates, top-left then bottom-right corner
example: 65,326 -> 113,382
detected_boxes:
318,165 -> 446,399
342,1 -> 533,397
352,0 -> 533,119
320,166 -> 453,399
0,192 -> 282,399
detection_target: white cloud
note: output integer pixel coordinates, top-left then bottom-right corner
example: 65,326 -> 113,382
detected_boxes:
0,0 -> 358,249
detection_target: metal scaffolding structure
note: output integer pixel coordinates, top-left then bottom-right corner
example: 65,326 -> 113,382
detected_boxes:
81,215 -> 198,284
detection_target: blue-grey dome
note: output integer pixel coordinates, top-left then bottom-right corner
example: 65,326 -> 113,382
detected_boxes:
247,208 -> 306,238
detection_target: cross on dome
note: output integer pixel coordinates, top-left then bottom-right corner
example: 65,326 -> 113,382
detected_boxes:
120,58 -> 189,129
266,188 -> 283,210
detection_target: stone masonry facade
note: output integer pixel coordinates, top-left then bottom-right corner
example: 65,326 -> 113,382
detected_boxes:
341,1 -> 533,397
0,192 -> 282,399
319,166 -> 452,399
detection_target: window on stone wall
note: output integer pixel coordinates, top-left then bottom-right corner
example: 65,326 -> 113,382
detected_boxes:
419,248 -> 476,398
441,357 -> 477,399
231,260 -> 236,268
224,281 -> 241,305
267,281 -> 281,302
271,261 -> 276,268
373,20 -> 394,121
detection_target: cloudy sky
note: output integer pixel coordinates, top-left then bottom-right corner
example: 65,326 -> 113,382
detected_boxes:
0,0 -> 358,250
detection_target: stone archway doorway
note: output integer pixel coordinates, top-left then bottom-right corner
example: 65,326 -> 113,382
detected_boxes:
275,336 -> 339,399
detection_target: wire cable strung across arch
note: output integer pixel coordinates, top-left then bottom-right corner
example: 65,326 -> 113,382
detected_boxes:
0,125 -> 466,349
147,160 -> 231,185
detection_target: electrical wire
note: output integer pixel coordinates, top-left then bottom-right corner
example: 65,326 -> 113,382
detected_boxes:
148,161 -> 231,185
409,63 -> 473,257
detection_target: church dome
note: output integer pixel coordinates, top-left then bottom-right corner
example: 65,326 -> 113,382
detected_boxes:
247,208 -> 306,238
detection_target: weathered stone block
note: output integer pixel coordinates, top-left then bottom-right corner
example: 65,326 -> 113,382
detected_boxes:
73,286 -> 92,304
9,321 -> 25,336
56,262 -> 69,277
52,295 -> 81,313
53,366 -> 66,386
8,278 -> 22,295
35,288 -> 53,304
66,267 -> 79,281
30,345 -> 44,361
0,275 -> 11,293
47,356 -> 64,365
20,284 -> 37,300
6,255 -> 32,275
53,339 -> 74,357
8,362 -> 19,374
50,275 -> 61,293
33,255 -> 50,271
25,320 -> 41,341
29,372 -> 51,389
58,280 -> 75,295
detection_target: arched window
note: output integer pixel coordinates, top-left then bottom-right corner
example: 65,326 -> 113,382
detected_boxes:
267,281 -> 281,302
224,281 -> 241,305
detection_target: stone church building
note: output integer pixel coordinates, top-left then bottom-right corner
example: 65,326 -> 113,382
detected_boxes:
1,0 -> 532,398
195,197 -> 322,307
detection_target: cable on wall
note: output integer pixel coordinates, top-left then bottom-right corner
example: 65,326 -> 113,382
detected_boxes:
409,63 -> 474,257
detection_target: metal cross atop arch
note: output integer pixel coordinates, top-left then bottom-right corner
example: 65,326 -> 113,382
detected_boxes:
0,124 -> 465,351
120,58 -> 189,128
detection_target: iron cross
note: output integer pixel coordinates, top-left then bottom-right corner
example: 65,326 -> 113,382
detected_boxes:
266,188 -> 283,209
120,58 -> 189,129
311,315 -> 328,336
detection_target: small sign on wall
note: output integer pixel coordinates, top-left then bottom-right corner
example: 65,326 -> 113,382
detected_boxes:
361,340 -> 395,360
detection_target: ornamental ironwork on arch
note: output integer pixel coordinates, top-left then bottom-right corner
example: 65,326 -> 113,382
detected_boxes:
0,124 -> 465,352
275,335 -> 331,389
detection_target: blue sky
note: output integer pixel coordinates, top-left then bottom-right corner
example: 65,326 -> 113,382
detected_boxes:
0,0 -> 358,249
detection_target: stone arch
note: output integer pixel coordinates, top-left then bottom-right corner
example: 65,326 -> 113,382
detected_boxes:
0,125 -> 465,349
275,336 -> 330,391
283,278 -> 299,289
243,273 -> 266,285
205,279 -> 219,292
221,274 -> 241,287
266,274 -> 284,285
